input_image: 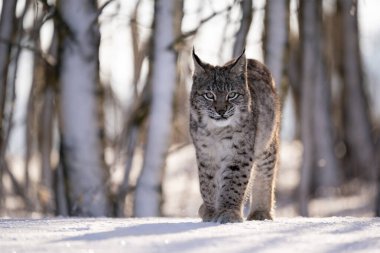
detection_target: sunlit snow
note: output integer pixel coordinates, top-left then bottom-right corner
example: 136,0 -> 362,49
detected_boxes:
1,217 -> 379,253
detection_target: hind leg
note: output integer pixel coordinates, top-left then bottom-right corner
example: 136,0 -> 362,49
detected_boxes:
247,143 -> 278,220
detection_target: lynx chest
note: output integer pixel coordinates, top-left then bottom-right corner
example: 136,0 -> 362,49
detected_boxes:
197,127 -> 246,167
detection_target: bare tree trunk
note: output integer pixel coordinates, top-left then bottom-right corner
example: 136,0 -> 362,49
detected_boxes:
37,36 -> 57,213
287,33 -> 301,139
39,87 -> 55,213
24,0 -> 40,206
134,0 -> 177,217
116,1 -> 154,216
233,0 -> 253,58
338,0 -> 375,180
58,0 -> 110,216
298,0 -> 316,217
312,2 -> 341,192
173,0 -> 184,40
298,0 -> 341,216
39,29 -> 59,214
1,0 -> 33,211
263,0 -> 289,92
172,0 -> 187,144
0,0 -> 17,208
0,0 -> 17,132
117,126 -> 138,217
117,75 -> 152,217
313,60 -> 341,191
55,162 -> 69,216
130,0 -> 144,97
376,144 -> 380,216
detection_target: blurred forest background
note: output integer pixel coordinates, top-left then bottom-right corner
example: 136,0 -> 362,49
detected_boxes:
0,0 -> 379,218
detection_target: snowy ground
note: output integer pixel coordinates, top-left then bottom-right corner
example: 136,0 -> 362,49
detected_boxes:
3,141 -> 376,218
2,142 -> 378,252
1,217 -> 380,253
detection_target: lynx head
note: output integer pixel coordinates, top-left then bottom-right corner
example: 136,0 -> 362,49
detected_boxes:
190,49 -> 250,128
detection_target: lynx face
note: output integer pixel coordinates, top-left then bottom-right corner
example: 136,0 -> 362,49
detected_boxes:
190,51 -> 250,128
195,89 -> 244,127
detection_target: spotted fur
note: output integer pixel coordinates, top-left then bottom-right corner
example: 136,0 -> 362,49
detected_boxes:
190,50 -> 280,223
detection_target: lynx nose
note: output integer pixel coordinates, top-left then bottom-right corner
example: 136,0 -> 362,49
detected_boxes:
217,109 -> 226,116
215,101 -> 227,116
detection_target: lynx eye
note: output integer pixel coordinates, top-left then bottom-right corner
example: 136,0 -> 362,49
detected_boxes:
203,91 -> 215,101
227,92 -> 239,100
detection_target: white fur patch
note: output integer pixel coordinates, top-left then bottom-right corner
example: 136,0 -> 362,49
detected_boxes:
211,118 -> 232,128
206,116 -> 237,129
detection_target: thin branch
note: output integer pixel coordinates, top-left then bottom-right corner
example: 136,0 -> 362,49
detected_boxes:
1,160 -> 32,207
116,126 -> 138,217
168,1 -> 239,50
130,0 -> 143,97
218,8 -> 234,61
0,38 -> 39,52
97,0 -> 116,17
0,37 -> 56,66
37,0 -> 74,44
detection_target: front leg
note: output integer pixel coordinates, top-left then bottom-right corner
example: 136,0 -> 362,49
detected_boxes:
214,161 -> 252,224
198,161 -> 217,222
198,203 -> 215,222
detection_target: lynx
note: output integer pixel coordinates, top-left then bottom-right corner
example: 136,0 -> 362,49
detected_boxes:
189,49 -> 280,223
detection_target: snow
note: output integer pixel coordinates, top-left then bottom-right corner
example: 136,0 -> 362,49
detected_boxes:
1,217 -> 379,253
2,142 -> 378,253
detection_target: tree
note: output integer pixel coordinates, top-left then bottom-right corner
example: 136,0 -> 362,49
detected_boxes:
312,1 -> 341,193
0,0 -> 18,208
233,0 -> 253,58
116,0 -> 147,217
36,31 -> 58,214
134,0 -> 178,217
0,0 -> 17,131
263,0 -> 289,93
338,0 -> 376,180
58,0 -> 111,216
376,146 -> 380,216
298,0 -> 340,216
377,131 -> 380,217
298,0 -> 316,217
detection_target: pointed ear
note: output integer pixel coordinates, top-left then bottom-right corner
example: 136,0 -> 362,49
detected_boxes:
229,49 -> 246,75
192,47 -> 207,76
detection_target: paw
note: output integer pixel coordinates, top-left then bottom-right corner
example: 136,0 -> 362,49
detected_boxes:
198,204 -> 215,222
213,210 -> 243,224
247,210 -> 273,221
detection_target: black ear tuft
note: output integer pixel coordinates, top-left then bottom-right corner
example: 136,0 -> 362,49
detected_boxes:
192,47 -> 206,76
229,49 -> 246,75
